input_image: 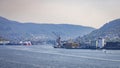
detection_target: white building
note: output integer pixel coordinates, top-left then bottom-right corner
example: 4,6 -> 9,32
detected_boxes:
97,38 -> 105,48
0,41 -> 10,45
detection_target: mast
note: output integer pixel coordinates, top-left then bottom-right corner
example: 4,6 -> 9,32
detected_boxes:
52,32 -> 61,47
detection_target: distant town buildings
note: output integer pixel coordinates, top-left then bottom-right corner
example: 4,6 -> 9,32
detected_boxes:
90,38 -> 105,48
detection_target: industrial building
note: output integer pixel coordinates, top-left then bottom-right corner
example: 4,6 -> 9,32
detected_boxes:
90,38 -> 105,49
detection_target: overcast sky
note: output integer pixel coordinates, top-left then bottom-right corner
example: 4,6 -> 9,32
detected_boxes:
0,0 -> 120,28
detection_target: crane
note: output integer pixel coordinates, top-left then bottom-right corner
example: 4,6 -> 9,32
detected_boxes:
52,32 -> 61,48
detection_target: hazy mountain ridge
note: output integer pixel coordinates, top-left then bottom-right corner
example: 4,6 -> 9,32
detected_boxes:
82,19 -> 120,42
0,16 -> 95,42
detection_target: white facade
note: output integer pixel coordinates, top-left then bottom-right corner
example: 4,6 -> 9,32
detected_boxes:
97,38 -> 105,48
0,41 -> 10,45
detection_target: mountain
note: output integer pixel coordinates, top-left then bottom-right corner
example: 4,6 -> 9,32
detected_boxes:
82,19 -> 120,42
0,16 -> 95,43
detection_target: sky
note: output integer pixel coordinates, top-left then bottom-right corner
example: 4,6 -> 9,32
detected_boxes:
0,0 -> 120,28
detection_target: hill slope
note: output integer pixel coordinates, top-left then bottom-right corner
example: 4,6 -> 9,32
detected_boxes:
83,19 -> 120,42
0,16 -> 95,42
